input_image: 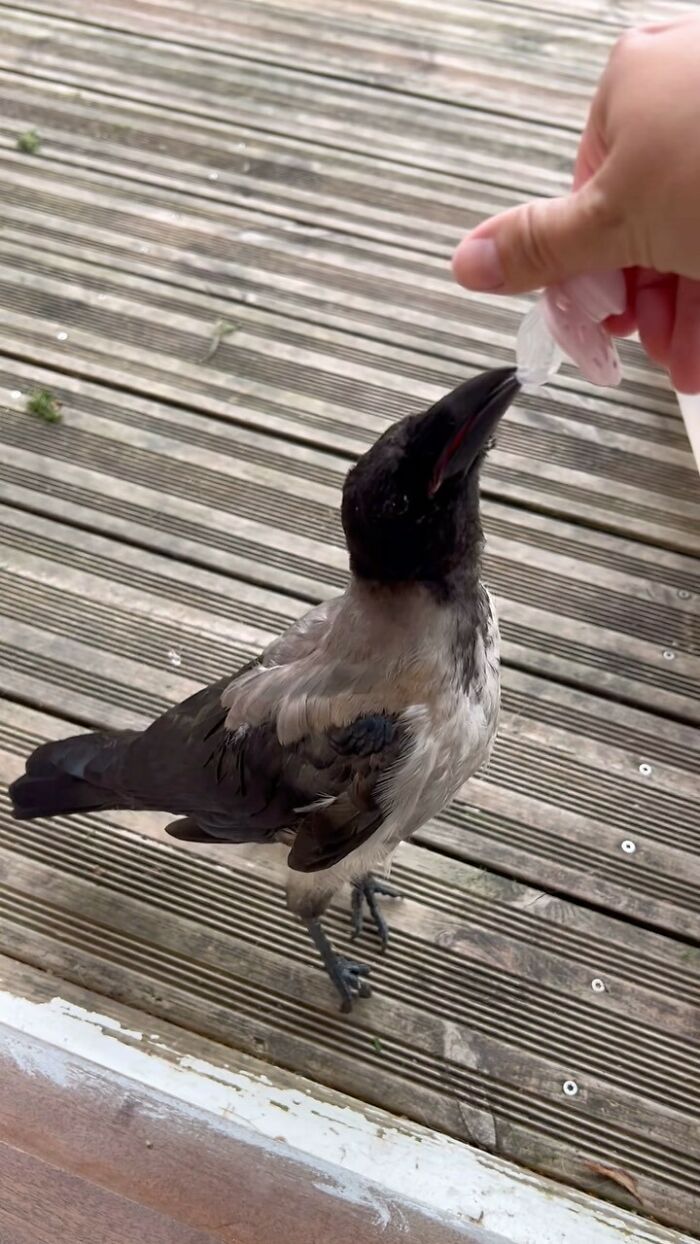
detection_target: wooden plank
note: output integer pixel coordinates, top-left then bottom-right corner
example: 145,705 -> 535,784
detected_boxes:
0,79 -> 562,277
2,0 -> 690,122
0,59 -> 573,202
0,251 -> 694,555
0,1144 -> 219,1244
0,1034 -> 488,1244
0,0 -> 596,125
6,957 -> 689,1244
0,155 -> 679,422
0,51 -> 691,542
0,728 -> 698,1233
245,0 -> 682,41
483,0 -> 682,24
0,530 -> 697,938
1,368 -> 698,720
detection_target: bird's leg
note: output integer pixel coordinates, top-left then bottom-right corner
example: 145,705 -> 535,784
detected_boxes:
305,918 -> 371,1013
351,874 -> 401,949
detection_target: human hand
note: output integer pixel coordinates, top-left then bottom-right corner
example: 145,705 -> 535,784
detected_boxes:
452,16 -> 700,392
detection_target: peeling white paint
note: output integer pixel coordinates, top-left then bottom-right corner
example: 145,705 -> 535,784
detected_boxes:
2,1028 -> 73,1089
56,999 -> 144,1041
0,989 -> 692,1244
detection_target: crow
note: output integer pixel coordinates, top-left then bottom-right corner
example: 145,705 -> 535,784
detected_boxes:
10,367 -> 519,1010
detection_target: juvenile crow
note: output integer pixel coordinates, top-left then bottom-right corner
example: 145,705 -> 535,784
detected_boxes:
10,367 -> 519,1010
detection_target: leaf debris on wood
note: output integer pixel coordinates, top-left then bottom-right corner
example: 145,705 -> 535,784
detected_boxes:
371,1036 -> 383,1054
202,318 -> 238,362
16,129 -> 41,155
26,388 -> 62,423
584,1161 -> 641,1202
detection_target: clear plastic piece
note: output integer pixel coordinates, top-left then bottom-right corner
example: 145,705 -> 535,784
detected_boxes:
516,301 -> 563,387
516,271 -> 624,389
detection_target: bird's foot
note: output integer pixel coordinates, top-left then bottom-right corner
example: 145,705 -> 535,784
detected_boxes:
351,875 -> 401,950
330,955 -> 372,1013
305,919 -> 371,1013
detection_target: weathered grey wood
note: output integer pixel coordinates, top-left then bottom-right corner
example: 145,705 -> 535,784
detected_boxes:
0,1 -> 594,128
0,59 -> 571,205
0,759 -> 698,1232
0,155 -> 693,559
2,0 -> 688,126
0,164 -> 681,424
1,525 -> 698,939
0,0 -> 698,1234
0,287 -> 694,555
1,390 -> 698,722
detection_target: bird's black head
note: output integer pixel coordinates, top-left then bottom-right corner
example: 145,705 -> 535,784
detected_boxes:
342,367 -> 519,593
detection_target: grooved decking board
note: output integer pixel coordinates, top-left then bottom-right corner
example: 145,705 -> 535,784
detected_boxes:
0,61 -> 572,205
0,101 -> 530,260
0,0 -> 688,123
0,700 -> 699,1233
0,153 -> 682,426
0,2 -> 597,128
0,5 -> 695,558
1,0 -> 699,1235
1,509 -> 698,938
0,253 -> 695,555
1,366 -> 698,719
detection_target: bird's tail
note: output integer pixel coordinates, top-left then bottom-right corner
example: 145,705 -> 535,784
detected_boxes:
9,730 -> 134,821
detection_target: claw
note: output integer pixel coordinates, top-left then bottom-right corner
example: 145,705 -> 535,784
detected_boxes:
351,875 -> 401,949
305,918 -> 372,1012
334,957 -> 372,1012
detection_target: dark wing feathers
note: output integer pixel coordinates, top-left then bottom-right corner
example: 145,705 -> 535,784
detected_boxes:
10,634 -> 408,874
114,678 -> 408,870
287,716 -> 404,872
286,781 -> 383,873
328,714 -> 398,757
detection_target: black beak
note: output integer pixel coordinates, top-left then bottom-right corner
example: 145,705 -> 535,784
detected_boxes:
429,367 -> 520,495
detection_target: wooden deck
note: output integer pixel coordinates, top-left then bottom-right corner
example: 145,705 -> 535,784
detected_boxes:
0,0 -> 698,1238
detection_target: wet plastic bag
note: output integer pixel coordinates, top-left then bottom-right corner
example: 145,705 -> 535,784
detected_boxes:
516,270 -> 625,388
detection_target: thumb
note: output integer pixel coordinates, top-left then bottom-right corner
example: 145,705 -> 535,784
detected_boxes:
452,187 -> 631,295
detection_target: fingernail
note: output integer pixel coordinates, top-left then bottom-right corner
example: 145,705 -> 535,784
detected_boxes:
452,237 -> 504,291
